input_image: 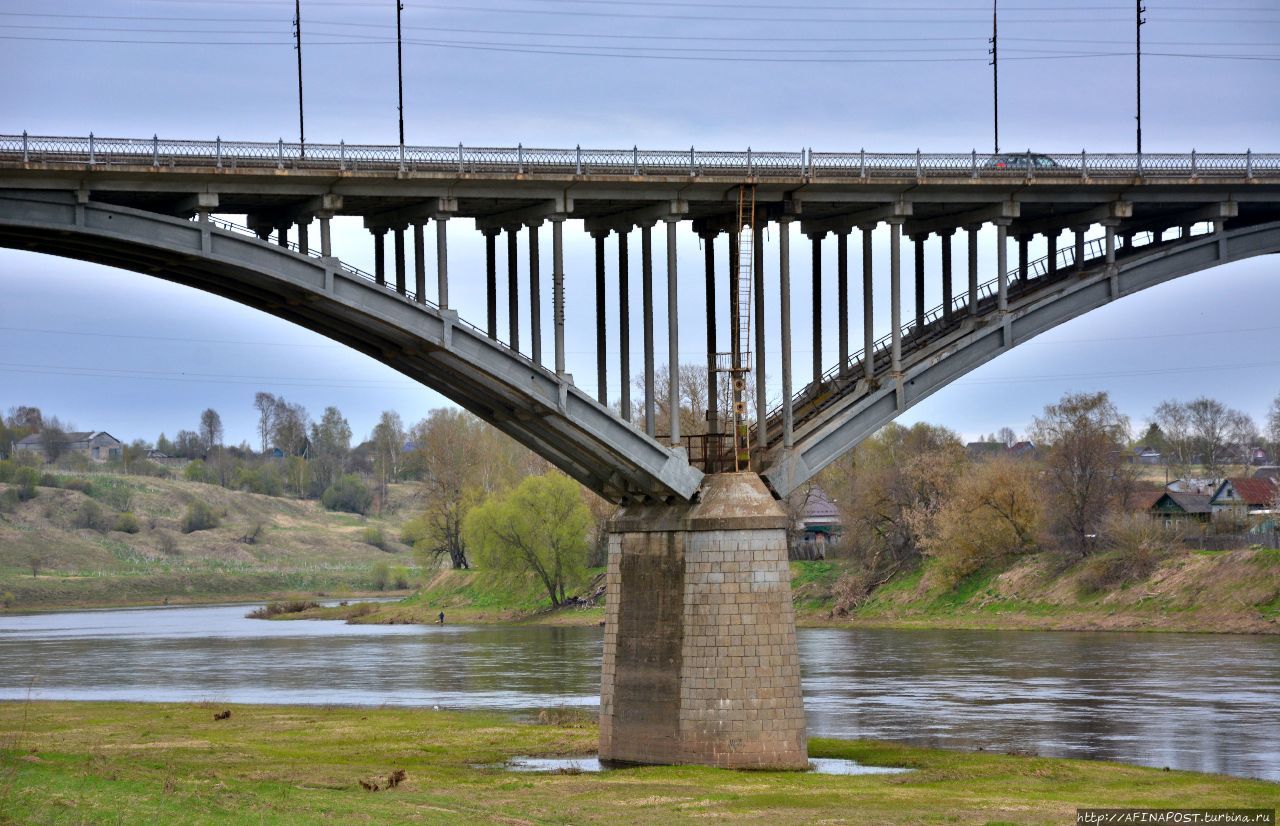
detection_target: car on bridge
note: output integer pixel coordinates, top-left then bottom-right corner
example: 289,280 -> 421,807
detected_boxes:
983,152 -> 1060,171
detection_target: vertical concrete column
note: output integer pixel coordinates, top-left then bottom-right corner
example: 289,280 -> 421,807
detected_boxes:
836,230 -> 849,376
779,217 -> 794,448
1181,224 -> 1192,239
940,229 -> 954,322
394,226 -> 407,295
810,232 -> 823,383
618,229 -> 631,423
528,221 -> 542,366
319,212 -> 333,257
1074,227 -> 1086,272
753,222 -> 767,449
436,216 -> 449,309
912,234 -> 926,331
641,222 -> 656,437
484,230 -> 498,339
966,226 -> 979,316
1105,223 -> 1116,264
373,228 -> 387,286
600,473 -> 808,770
664,217 -> 680,447
552,217 -> 567,376
277,225 -> 290,248
888,218 -> 903,374
297,221 -> 309,255
995,220 -> 1010,312
702,232 -> 719,434
1046,231 -> 1058,277
595,232 -> 609,407
860,224 -> 875,382
507,227 -> 520,352
1017,234 -> 1030,284
412,222 -> 426,304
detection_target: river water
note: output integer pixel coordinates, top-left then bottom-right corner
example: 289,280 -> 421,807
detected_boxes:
1,603 -> 1277,781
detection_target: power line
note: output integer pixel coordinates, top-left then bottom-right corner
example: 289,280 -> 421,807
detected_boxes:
0,326 -> 341,349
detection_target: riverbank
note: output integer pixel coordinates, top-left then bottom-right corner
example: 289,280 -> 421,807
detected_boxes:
1,701 -> 1274,824
266,547 -> 1280,634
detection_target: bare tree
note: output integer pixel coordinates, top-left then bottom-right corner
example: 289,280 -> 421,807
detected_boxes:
253,392 -> 277,455
1030,391 -> 1130,555
1226,410 -> 1260,472
371,410 -> 405,510
1268,393 -> 1280,460
997,426 -> 1018,448
40,417 -> 71,464
1152,399 -> 1194,479
198,408 -> 223,454
308,406 -> 351,494
1186,397 -> 1230,478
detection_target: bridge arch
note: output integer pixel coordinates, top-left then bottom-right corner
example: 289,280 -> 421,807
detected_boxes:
0,189 -> 703,503
761,220 -> 1280,496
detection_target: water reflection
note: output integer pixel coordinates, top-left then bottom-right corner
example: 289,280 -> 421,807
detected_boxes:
1,604 -> 1277,781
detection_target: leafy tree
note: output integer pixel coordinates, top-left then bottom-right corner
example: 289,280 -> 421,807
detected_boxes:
463,473 -> 590,607
12,466 -> 39,501
321,474 -> 373,515
198,408 -> 223,454
308,406 -> 352,495
155,432 -> 175,456
917,457 -> 1043,586
1031,391 -> 1130,555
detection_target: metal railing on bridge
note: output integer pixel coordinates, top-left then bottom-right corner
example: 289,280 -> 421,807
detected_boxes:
2,133 -> 1277,180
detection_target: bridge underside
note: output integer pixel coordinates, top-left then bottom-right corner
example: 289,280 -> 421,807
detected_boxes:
0,189 -> 702,503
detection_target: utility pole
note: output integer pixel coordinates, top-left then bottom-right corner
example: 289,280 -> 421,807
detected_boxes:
294,0 -> 305,156
1136,0 -> 1146,154
396,1 -> 406,147
989,0 -> 999,154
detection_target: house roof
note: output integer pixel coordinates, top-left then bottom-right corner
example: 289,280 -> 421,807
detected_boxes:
1254,466 -> 1280,481
1163,492 -> 1213,514
801,487 -> 840,522
1127,490 -> 1165,512
1213,477 -> 1279,506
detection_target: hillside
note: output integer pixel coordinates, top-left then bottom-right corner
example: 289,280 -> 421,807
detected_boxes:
0,472 -> 427,610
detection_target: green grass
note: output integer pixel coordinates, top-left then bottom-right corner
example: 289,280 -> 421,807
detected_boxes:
0,701 -> 1275,825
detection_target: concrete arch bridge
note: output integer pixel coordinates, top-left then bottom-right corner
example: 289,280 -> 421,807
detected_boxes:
2,134 -> 1277,768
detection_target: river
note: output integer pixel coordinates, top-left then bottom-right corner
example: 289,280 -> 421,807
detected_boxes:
1,602 -> 1276,781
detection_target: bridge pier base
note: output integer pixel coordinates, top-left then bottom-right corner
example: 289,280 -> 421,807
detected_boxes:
600,472 -> 808,770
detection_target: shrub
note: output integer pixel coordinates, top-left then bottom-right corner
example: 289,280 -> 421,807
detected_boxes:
72,500 -> 110,532
12,467 -> 39,502
322,475 -> 373,515
114,512 -> 141,534
156,531 -> 179,556
184,459 -> 211,484
390,566 -> 411,590
0,488 -> 19,513
0,460 -> 14,483
61,477 -> 94,495
362,525 -> 387,550
181,500 -> 221,533
127,460 -> 170,478
240,521 -> 265,545
234,465 -> 283,497
370,560 -> 391,591
38,473 -> 58,488
245,600 -> 320,619
1078,513 -> 1174,593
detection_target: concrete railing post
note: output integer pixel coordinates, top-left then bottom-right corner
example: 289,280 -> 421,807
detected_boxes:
88,132 -> 95,166
215,136 -> 222,168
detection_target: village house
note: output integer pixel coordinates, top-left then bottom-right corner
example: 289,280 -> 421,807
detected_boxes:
13,431 -> 123,463
1209,477 -> 1280,521
792,486 -> 842,560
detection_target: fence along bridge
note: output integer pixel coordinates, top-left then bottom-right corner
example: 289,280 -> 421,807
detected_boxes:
2,134 -> 1279,502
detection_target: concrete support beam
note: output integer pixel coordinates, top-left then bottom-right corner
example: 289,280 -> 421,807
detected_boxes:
702,231 -> 719,434
904,200 -> 1018,238
836,230 -> 849,376
912,234 -> 926,331
966,225 -> 979,316
664,217 -> 681,446
995,219 -> 1010,312
507,227 -> 520,352
528,221 -> 542,365
888,217 -> 903,373
1046,231 -> 1058,278
779,217 -> 794,448
277,225 -> 289,248
1075,227 -> 1086,272
753,221 -> 767,449
860,224 -> 875,381
475,196 -> 572,232
552,216 -> 567,376
373,228 -> 387,286
940,229 -> 954,321
413,223 -> 426,303
796,199 -> 912,236
394,226 -> 407,295
365,196 -> 454,229
1104,220 -> 1118,264
435,216 -> 449,309
618,229 -> 631,423
595,232 -> 609,407
319,212 -> 333,257
1009,200 -> 1131,239
1017,234 -> 1029,283
809,231 -> 824,382
484,229 -> 498,339
297,221 -> 309,256
641,222 -> 656,437
584,199 -> 689,236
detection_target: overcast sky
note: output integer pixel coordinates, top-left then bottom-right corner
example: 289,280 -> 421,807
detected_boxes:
2,0 -> 1278,447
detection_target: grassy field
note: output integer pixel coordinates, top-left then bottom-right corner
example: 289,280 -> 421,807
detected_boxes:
0,474 -> 427,611
0,702 -> 1275,825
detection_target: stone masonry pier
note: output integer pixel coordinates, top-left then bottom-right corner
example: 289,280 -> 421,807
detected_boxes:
599,473 -> 808,769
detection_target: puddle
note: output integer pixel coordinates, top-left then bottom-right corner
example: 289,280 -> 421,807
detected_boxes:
492,756 -> 911,776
